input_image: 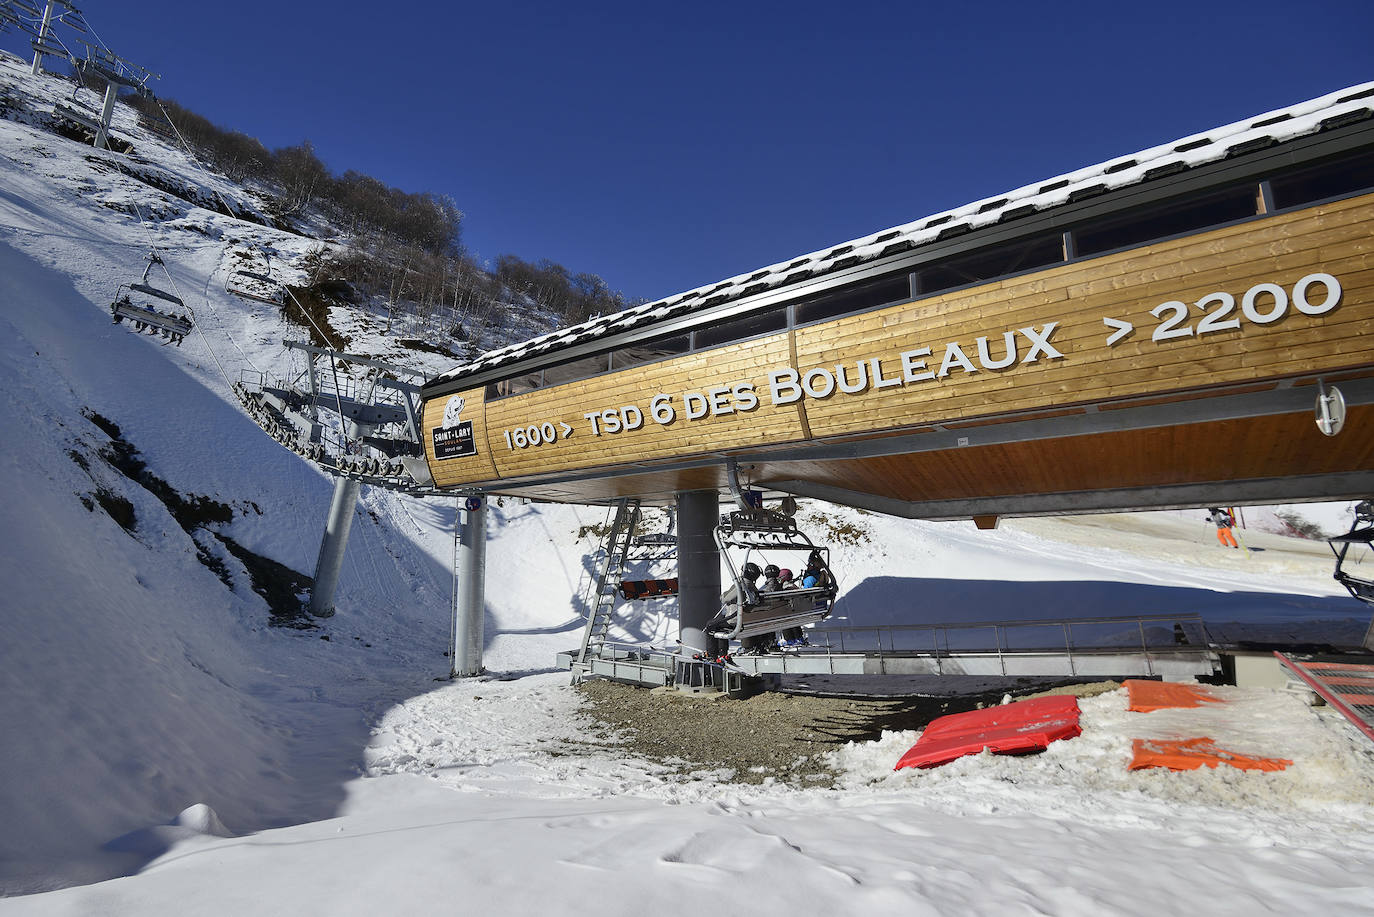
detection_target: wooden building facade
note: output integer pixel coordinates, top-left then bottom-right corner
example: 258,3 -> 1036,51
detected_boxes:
417,84 -> 1374,518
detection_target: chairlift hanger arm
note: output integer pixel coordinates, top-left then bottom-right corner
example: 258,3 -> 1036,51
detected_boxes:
282,339 -> 424,384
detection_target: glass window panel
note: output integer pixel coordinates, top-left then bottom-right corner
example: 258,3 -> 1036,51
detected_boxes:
1269,153 -> 1374,210
692,307 -> 787,350
611,333 -> 691,370
486,370 -> 543,399
541,352 -> 611,387
1074,187 -> 1256,257
794,274 -> 912,325
919,234 -> 1064,295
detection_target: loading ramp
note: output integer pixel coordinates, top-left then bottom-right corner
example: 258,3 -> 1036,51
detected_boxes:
730,614 -> 1217,679
561,612 -> 1219,688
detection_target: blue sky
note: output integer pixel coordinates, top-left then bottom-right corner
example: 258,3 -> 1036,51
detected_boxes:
7,0 -> 1373,303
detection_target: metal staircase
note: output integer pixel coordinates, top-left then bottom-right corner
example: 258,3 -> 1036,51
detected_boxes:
570,499 -> 642,679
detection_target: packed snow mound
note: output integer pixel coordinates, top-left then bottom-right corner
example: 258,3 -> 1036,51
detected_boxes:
171,804 -> 234,838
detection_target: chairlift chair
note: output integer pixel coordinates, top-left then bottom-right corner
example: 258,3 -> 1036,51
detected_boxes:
110,253 -> 192,344
225,247 -> 285,305
225,268 -> 286,306
709,506 -> 838,642
1329,500 -> 1374,606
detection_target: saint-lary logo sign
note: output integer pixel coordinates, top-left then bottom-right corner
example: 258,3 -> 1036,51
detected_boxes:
433,395 -> 476,460
442,395 -> 466,428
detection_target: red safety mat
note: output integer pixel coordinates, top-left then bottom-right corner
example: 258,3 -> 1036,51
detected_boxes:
1125,679 -> 1224,713
1129,737 -> 1291,772
895,695 -> 1081,770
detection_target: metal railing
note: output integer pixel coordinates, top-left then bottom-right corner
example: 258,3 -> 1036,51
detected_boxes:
804,613 -> 1210,676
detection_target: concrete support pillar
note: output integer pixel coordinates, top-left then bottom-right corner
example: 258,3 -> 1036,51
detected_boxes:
451,497 -> 487,677
309,475 -> 360,618
676,489 -> 722,655
94,82 -> 117,151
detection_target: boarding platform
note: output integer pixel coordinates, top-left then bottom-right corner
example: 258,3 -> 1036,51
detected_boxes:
562,612 -> 1219,691
725,614 -> 1218,679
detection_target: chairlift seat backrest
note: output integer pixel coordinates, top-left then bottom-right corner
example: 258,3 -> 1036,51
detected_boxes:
130,282 -> 184,308
711,589 -> 834,639
1329,522 -> 1374,606
53,103 -> 99,130
111,298 -> 192,335
633,533 -> 677,546
225,270 -> 285,305
1330,527 -> 1374,545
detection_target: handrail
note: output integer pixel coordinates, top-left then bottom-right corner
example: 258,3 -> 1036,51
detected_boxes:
806,613 -> 1210,667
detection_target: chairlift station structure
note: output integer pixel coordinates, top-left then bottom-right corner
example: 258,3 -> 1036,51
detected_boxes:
408,83 -> 1374,680
416,83 -> 1374,520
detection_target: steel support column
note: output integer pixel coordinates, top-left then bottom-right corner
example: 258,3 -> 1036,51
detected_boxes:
94,81 -> 117,151
451,498 -> 487,677
30,1 -> 54,75
309,474 -> 360,618
676,489 -> 721,655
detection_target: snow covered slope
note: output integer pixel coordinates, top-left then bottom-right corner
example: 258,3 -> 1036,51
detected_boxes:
2,55 -> 1373,912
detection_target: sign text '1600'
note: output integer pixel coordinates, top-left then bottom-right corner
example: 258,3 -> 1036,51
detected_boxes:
501,420 -> 572,450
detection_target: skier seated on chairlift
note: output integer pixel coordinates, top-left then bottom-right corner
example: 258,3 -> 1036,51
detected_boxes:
774,551 -> 835,646
801,550 -> 832,589
721,562 -> 773,653
774,566 -> 809,648
721,561 -> 762,611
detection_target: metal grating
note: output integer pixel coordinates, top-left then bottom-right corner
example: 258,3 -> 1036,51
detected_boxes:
1275,654 -> 1374,744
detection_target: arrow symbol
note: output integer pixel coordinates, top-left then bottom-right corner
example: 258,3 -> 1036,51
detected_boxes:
1103,316 -> 1133,346
559,422 -> 572,439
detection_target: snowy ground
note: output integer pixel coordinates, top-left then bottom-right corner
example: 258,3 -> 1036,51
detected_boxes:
2,54 -> 1374,914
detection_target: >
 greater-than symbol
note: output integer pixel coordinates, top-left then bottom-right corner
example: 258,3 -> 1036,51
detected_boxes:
1103,316 -> 1134,346
559,422 -> 573,439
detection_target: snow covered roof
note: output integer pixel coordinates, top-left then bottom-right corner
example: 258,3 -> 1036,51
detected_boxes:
432,81 -> 1374,389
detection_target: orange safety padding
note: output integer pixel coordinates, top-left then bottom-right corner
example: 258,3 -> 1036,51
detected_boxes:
894,695 -> 1081,770
1129,737 -> 1291,772
1125,679 -> 1225,713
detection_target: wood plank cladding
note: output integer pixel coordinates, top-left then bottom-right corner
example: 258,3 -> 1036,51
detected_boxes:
794,194 -> 1374,438
764,407 -> 1374,505
421,384 -> 499,490
486,335 -> 804,478
421,193 -> 1374,491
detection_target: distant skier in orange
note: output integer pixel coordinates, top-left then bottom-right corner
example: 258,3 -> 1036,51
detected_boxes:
1208,507 -> 1239,548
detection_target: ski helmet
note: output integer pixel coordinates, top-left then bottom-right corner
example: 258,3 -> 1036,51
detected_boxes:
742,562 -> 762,580
779,568 -> 794,581
764,564 -> 780,578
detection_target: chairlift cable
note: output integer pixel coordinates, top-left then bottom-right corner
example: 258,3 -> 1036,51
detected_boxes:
151,99 -> 359,397
58,10 -> 368,469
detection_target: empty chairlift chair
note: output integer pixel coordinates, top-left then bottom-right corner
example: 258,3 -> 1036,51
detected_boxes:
708,506 -> 838,644
224,249 -> 286,306
1330,500 -> 1374,605
110,253 -> 193,344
